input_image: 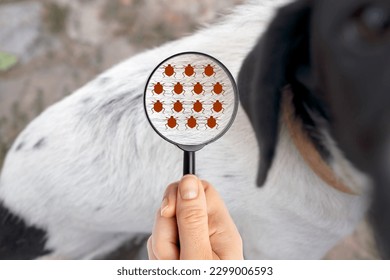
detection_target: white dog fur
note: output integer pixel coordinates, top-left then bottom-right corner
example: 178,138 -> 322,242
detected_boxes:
0,0 -> 372,259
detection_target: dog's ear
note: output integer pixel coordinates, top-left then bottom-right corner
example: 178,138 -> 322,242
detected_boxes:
238,0 -> 312,186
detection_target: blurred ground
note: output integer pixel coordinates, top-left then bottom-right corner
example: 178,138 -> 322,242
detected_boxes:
0,0 -> 243,168
0,0 -> 379,259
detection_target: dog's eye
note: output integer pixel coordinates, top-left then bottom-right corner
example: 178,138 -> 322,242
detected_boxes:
354,5 -> 390,41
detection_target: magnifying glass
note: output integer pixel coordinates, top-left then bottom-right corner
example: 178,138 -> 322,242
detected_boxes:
144,52 -> 239,175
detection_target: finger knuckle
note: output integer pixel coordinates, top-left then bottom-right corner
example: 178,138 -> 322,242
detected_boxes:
179,207 -> 207,227
154,244 -> 171,260
165,183 -> 178,195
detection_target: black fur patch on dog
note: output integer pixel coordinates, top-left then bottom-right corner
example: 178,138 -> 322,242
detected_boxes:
0,201 -> 51,259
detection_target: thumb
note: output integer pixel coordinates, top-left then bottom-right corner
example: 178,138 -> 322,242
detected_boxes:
176,175 -> 213,260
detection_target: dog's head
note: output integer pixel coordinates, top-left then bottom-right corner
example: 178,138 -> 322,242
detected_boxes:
238,0 -> 390,257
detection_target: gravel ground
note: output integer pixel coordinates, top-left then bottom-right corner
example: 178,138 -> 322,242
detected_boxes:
0,0 -> 379,260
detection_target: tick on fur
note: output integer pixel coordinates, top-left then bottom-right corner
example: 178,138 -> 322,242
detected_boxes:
172,100 -> 184,113
152,100 -> 164,113
212,82 -> 224,95
184,64 -> 195,77
192,100 -> 203,113
166,116 -> 178,129
206,116 -> 218,129
173,82 -> 184,95
163,64 -> 175,77
193,82 -> 204,95
153,82 -> 164,95
212,100 -> 224,113
204,64 -> 215,77
186,116 -> 198,129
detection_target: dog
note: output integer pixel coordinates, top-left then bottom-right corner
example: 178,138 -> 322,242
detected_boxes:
239,0 -> 390,258
0,0 -> 388,259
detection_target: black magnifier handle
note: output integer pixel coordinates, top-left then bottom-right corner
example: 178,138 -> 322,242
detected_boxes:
183,151 -> 195,175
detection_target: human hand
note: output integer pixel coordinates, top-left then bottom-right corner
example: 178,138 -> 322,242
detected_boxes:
147,175 -> 243,260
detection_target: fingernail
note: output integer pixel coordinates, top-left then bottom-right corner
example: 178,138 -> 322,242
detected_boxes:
180,176 -> 199,200
160,197 -> 169,216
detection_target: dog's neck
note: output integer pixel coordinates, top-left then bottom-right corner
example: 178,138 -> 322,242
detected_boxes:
282,87 -> 356,195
